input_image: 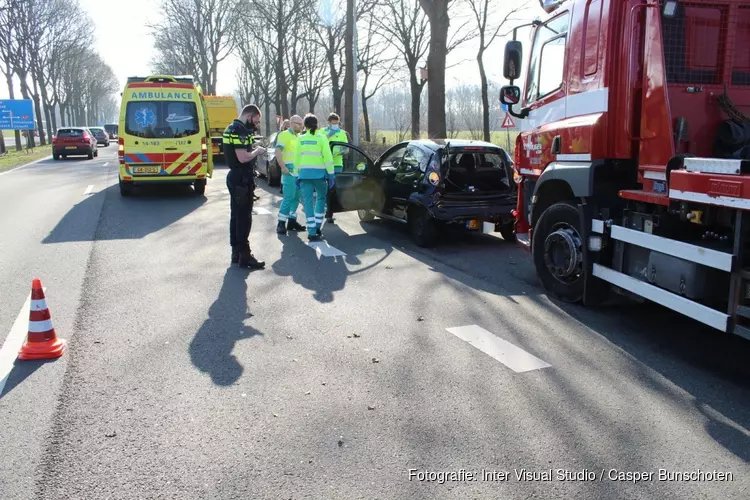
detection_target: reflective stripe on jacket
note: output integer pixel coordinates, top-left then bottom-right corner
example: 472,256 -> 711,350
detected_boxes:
294,131 -> 334,180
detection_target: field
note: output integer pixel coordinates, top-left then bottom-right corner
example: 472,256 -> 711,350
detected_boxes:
0,147 -> 50,173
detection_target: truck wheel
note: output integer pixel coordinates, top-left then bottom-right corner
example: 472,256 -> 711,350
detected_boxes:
53,153 -> 59,160
193,179 -> 206,195
358,209 -> 376,222
408,207 -> 438,247
532,201 -> 585,303
498,221 -> 516,242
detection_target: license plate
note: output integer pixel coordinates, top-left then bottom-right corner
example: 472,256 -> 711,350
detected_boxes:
467,219 -> 479,230
65,146 -> 77,149
134,166 -> 160,174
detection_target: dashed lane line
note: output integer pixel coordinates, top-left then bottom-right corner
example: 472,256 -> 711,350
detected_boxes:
83,185 -> 94,195
446,325 -> 552,373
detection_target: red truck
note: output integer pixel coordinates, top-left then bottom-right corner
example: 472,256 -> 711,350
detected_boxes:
500,0 -> 750,338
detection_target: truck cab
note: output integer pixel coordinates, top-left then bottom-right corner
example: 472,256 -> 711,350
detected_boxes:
501,0 -> 750,338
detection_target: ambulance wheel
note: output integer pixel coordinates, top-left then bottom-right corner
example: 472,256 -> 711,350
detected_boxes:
532,201 -> 584,303
408,206 -> 437,248
53,153 -> 59,160
194,179 -> 206,195
119,178 -> 133,197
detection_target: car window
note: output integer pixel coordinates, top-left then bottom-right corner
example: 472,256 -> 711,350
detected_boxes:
400,146 -> 427,173
57,129 -> 83,137
378,145 -> 407,170
333,144 -> 371,174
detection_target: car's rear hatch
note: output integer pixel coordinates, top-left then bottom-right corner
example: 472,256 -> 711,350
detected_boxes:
54,129 -> 89,148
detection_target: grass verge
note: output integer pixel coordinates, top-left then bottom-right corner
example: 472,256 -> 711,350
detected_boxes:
0,147 -> 50,173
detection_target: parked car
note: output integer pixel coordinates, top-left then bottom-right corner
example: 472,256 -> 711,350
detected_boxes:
52,127 -> 98,160
327,139 -> 518,247
88,126 -> 110,146
256,131 -> 282,187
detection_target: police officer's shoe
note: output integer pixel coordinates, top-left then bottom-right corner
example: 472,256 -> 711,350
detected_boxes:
238,250 -> 265,269
231,247 -> 239,263
276,221 -> 287,235
287,219 -> 305,231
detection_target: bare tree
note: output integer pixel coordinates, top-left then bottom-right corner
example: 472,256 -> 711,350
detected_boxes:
234,21 -> 277,133
0,0 -> 22,150
373,0 -> 429,139
300,35 -> 330,113
466,0 -> 525,141
151,0 -> 240,94
357,14 -> 398,142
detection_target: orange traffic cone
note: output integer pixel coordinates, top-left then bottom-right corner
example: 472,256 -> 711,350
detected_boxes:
18,278 -> 66,360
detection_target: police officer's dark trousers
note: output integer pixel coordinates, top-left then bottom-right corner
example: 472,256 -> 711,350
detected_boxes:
227,166 -> 259,266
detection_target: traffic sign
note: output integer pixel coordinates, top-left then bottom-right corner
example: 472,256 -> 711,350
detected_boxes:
501,113 -> 515,129
501,103 -> 508,113
0,99 -> 34,130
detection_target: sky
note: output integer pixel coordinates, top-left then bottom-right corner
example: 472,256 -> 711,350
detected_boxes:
0,0 -> 546,100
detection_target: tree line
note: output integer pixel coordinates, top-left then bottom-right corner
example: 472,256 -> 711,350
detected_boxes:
0,0 -> 119,153
152,0 -> 526,143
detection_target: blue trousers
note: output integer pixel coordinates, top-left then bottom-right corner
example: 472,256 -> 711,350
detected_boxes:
299,179 -> 328,236
278,174 -> 301,223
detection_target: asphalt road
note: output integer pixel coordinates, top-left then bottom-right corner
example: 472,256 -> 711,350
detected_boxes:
0,155 -> 748,499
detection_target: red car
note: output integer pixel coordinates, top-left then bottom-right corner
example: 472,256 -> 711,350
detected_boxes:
52,127 -> 99,160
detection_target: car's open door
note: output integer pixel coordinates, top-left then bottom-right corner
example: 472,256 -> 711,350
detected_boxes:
328,142 -> 386,213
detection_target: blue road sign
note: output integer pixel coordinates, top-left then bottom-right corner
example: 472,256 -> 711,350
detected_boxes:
501,103 -> 508,113
0,99 -> 35,130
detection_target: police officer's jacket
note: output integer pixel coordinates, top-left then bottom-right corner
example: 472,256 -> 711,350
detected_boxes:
222,119 -> 257,169
294,130 -> 335,180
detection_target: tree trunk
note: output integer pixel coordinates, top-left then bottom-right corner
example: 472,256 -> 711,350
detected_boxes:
275,6 -> 289,118
264,99 -> 271,135
30,77 -> 46,146
344,0 -> 354,132
5,69 -> 22,151
410,73 -> 423,139
422,0 -> 450,138
35,73 -> 54,144
18,77 -> 37,148
478,48 -> 490,142
361,86 -> 371,142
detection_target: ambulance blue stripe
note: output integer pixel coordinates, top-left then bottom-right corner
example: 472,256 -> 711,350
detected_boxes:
137,153 -> 151,163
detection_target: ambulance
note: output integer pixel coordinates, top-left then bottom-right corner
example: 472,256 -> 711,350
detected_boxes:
117,75 -> 213,196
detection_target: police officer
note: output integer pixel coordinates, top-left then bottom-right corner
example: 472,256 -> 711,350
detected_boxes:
294,114 -> 335,241
275,115 -> 305,235
322,113 -> 349,224
223,104 -> 266,269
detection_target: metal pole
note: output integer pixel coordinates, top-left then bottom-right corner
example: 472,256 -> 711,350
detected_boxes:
352,0 -> 359,145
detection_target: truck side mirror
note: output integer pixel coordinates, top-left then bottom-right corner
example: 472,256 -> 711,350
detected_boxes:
503,40 -> 523,81
500,85 -> 521,106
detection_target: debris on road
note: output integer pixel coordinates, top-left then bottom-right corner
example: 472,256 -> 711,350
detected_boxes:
372,357 -> 380,363
105,431 -> 117,438
417,315 -> 424,321
367,405 -> 376,411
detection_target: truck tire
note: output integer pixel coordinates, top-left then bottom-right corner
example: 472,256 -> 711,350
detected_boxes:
119,178 -> 133,197
408,206 -> 438,247
498,221 -> 516,242
194,179 -> 206,195
532,201 -> 585,303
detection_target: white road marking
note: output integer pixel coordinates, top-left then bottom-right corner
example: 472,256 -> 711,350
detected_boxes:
0,288 -> 45,397
252,207 -> 272,215
306,241 -> 346,258
445,325 -> 552,373
83,185 -> 94,195
103,162 -> 109,167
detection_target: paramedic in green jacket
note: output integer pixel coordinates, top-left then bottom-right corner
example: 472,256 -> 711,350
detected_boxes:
275,115 -> 306,235
294,114 -> 335,241
322,113 -> 349,223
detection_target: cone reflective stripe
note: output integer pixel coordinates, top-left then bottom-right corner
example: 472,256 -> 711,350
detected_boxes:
18,278 -> 66,360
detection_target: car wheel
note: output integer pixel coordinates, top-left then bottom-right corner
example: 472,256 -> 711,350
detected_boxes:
193,179 -> 206,195
532,201 -> 585,303
119,178 -> 133,196
408,206 -> 438,247
498,221 -> 516,242
87,150 -> 94,159
358,209 -> 376,222
268,161 -> 281,187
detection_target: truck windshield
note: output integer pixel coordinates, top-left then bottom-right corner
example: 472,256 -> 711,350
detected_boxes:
124,101 -> 200,138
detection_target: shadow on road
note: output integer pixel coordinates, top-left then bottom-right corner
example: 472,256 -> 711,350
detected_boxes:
42,183 -> 206,244
348,216 -> 750,463
189,268 -> 264,386
0,358 -> 57,401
